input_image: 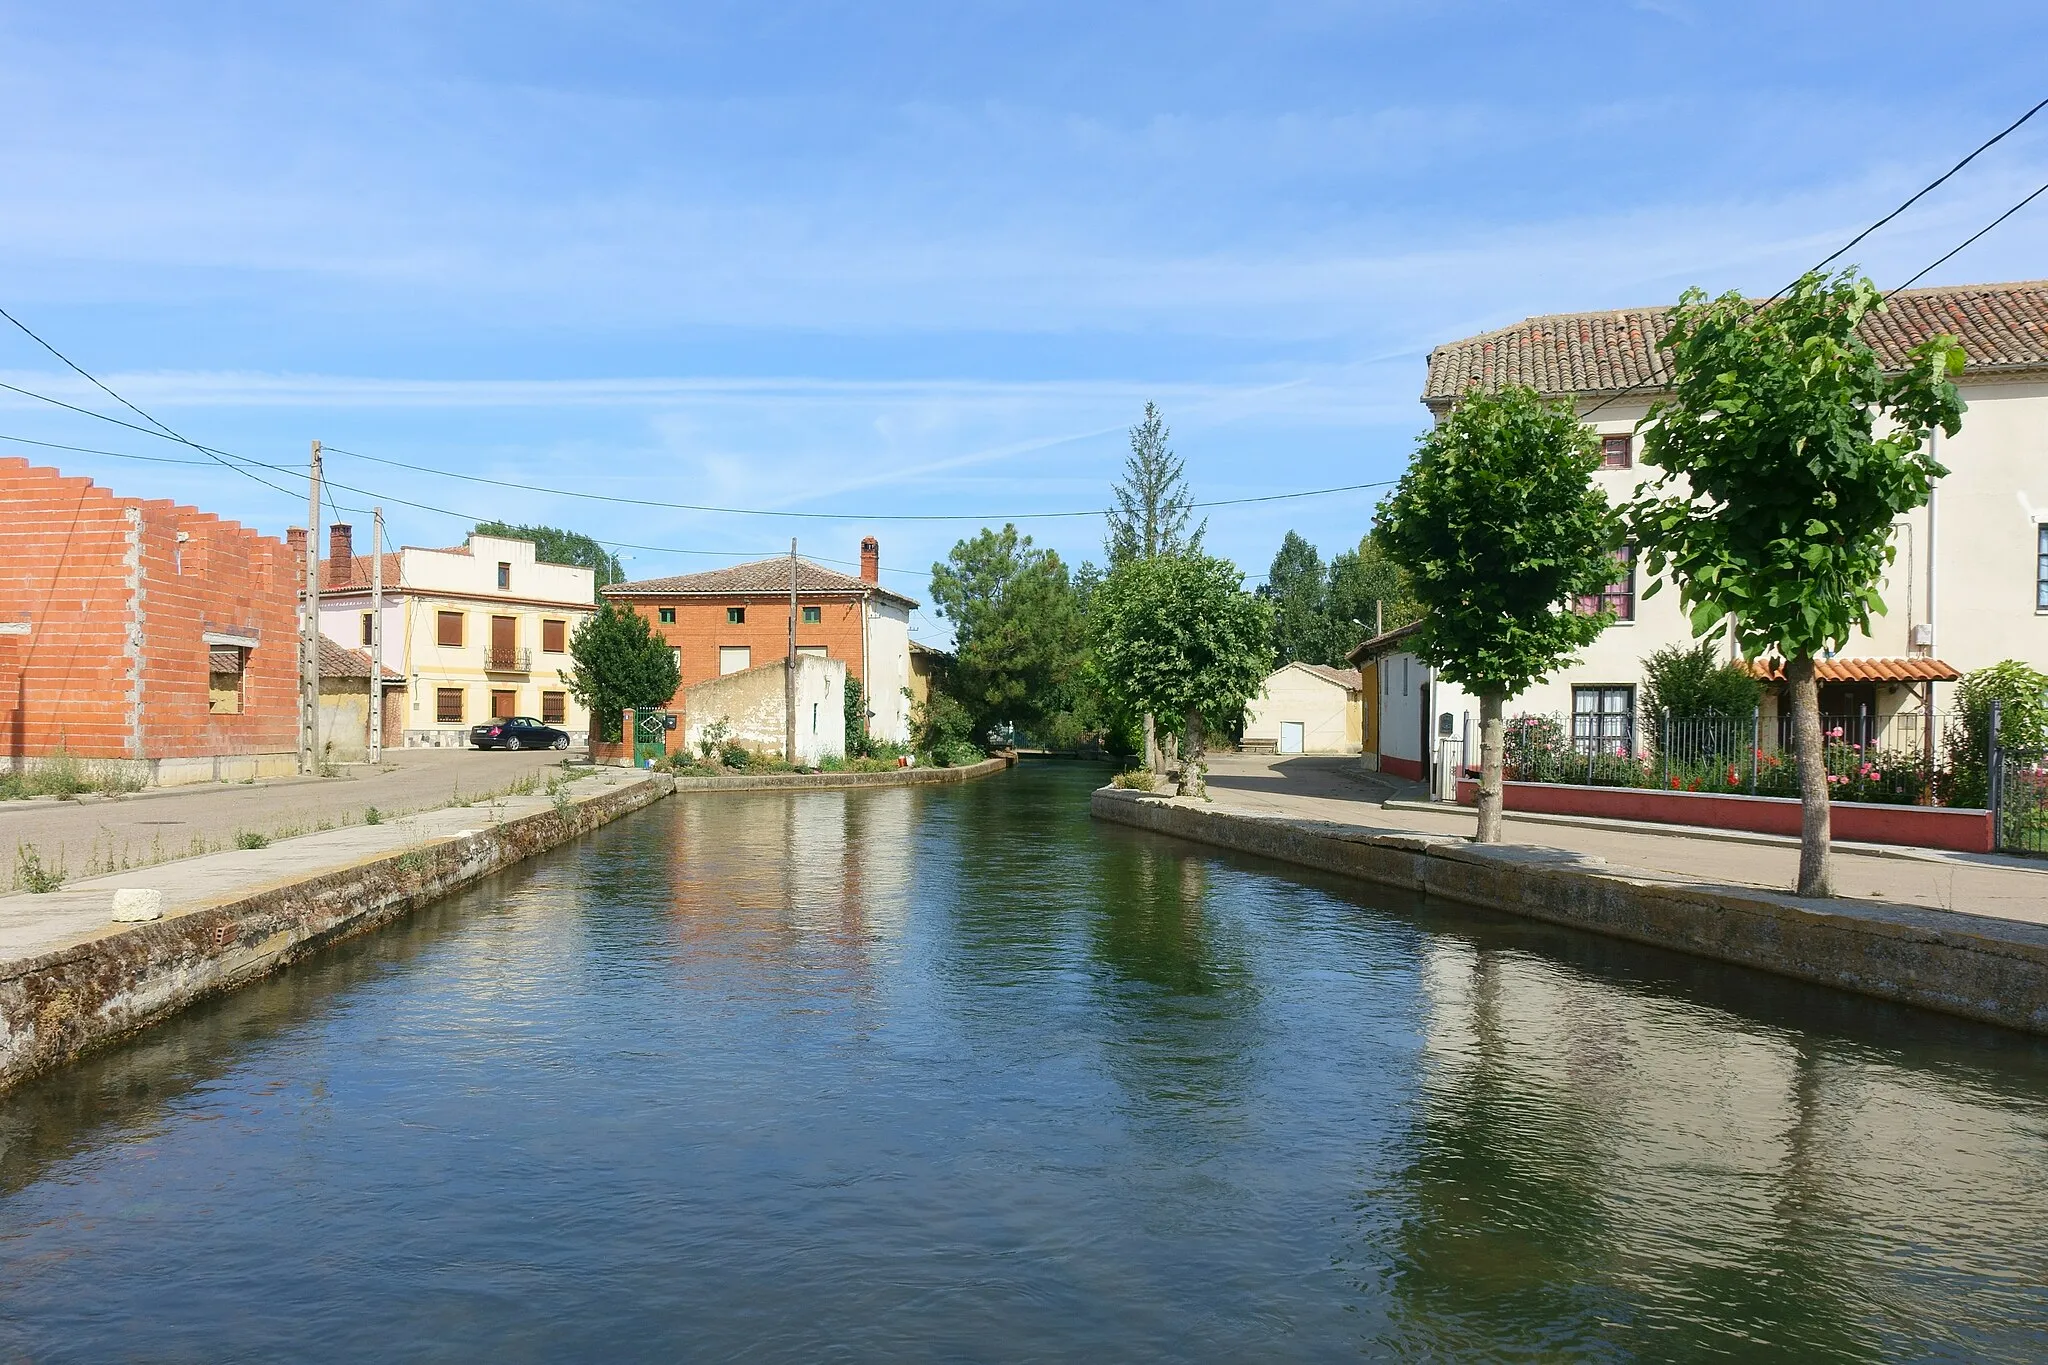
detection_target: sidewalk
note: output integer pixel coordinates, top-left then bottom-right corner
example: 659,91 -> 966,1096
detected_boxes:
1202,754 -> 2048,927
1,747 -> 572,890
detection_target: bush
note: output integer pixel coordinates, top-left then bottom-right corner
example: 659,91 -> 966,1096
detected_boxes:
234,830 -> 270,850
930,740 -> 985,768
1947,660 -> 2048,808
1642,641 -> 1762,729
844,678 -> 874,759
718,740 -> 751,769
1111,767 -> 1156,792
910,689 -> 976,757
697,718 -> 731,761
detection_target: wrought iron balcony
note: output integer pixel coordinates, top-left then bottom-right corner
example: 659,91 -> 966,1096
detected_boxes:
485,648 -> 532,672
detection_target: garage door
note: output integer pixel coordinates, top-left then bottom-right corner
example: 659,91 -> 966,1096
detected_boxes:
1279,721 -> 1305,754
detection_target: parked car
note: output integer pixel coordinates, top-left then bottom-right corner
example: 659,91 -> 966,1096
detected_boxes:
470,716 -> 571,751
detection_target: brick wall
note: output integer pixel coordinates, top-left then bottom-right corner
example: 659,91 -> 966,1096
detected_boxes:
0,458 -> 300,762
621,593 -> 870,708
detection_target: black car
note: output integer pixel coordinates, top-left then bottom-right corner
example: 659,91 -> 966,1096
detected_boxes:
470,716 -> 571,751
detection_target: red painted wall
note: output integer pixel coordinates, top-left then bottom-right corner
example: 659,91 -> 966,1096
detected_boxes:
1380,754 -> 1424,781
1453,777 -> 1994,853
0,458 -> 300,762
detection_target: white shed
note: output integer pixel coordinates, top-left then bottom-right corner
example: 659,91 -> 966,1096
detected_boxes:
1241,662 -> 1363,755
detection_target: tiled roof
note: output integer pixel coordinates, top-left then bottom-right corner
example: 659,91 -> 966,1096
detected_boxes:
1346,619 -> 1425,665
1746,657 -> 1961,684
1424,280 -> 2048,406
318,635 -> 405,681
319,553 -> 403,592
1291,662 -> 1362,691
602,557 -> 919,609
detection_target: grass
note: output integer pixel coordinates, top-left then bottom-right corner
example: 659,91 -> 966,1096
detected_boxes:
13,843 -> 65,893
1110,768 -> 1158,792
0,751 -> 146,801
233,830 -> 270,850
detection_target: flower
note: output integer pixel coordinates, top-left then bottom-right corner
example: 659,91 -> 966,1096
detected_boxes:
1828,726 -> 1845,739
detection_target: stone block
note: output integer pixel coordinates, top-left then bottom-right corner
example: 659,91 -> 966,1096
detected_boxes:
110,888 -> 163,922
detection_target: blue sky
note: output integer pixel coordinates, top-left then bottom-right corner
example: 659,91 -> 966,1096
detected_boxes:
4,1 -> 2046,642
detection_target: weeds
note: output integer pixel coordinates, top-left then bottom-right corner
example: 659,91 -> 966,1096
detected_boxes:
14,843 -> 66,893
234,830 -> 270,850
0,751 -> 145,801
363,805 -> 382,826
1111,768 -> 1157,793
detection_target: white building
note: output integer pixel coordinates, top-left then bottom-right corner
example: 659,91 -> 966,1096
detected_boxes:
310,527 -> 598,747
1368,280 -> 2048,770
1242,662 -> 1363,755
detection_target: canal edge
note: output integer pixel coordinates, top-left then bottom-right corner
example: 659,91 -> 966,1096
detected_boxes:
662,753 -> 1016,793
1090,786 -> 2048,1037
0,773 -> 675,1096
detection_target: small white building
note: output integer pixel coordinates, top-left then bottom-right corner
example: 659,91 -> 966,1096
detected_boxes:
1350,623 -> 1430,780
1241,662 -> 1363,755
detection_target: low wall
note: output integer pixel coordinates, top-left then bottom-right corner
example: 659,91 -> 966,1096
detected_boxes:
669,754 -> 1013,792
1092,788 -> 2048,1036
1454,778 -> 1994,853
0,775 -> 673,1094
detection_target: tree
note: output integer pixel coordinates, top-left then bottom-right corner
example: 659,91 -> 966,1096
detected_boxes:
1375,385 -> 1622,842
1105,402 -> 1206,770
1945,661 -> 2048,809
1262,531 -> 1350,667
1328,531 -> 1422,641
1629,271 -> 1964,896
473,521 -> 623,601
928,524 -> 1088,743
564,603 -> 681,742
1640,640 -> 1762,723
1091,552 -> 1272,799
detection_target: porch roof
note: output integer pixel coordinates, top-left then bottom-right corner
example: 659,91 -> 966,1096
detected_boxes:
1745,657 -> 1961,684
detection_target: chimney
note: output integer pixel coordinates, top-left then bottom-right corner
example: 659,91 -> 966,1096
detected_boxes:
327,523 -> 354,587
286,527 -> 307,559
860,536 -> 879,584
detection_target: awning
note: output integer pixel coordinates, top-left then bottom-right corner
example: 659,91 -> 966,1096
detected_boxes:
1746,657 -> 1961,684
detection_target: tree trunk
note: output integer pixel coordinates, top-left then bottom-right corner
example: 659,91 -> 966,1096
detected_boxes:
1182,706 -> 1207,800
1475,690 -> 1506,844
1144,711 -> 1160,775
1785,655 -> 1833,898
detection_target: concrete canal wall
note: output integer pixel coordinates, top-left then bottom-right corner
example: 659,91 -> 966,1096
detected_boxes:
1092,787 -> 2048,1036
668,753 -> 1014,792
0,773 -> 673,1094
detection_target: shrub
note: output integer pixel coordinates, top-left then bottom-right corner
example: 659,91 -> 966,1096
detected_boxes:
1947,660 -> 2048,808
1111,767 -> 1156,792
14,843 -> 64,893
363,806 -> 382,826
930,740 -> 985,768
234,830 -> 270,850
1641,641 -> 1762,724
718,740 -> 750,769
697,718 -> 732,761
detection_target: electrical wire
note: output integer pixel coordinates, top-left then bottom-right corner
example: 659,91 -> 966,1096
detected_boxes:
1886,177 -> 2048,298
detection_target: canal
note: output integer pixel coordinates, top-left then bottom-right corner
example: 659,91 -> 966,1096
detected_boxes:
3,763 -> 2046,1360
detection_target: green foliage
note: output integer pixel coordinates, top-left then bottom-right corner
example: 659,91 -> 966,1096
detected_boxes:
234,830 -> 270,850
842,676 -> 875,758
1328,531 -> 1423,639
1090,553 -> 1273,733
0,751 -> 145,801
13,843 -> 64,893
719,739 -> 751,769
697,717 -> 732,760
1105,402 -> 1204,566
929,524 -> 1087,740
363,805 -> 382,826
1375,385 -> 1622,697
1261,532 -> 1350,667
473,521 -> 623,600
910,688 -> 978,760
1628,271 -> 1965,660
565,603 -> 681,743
1947,660 -> 2048,808
1640,641 -> 1762,721
1110,767 -> 1157,792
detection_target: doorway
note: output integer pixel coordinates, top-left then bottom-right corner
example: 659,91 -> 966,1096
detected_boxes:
1278,721 -> 1305,755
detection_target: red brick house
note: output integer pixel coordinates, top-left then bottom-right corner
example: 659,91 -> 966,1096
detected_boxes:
600,537 -> 920,743
0,458 -> 303,785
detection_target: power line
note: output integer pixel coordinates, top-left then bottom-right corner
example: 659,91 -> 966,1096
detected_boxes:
1886,177 -> 2048,298
0,430 -> 267,468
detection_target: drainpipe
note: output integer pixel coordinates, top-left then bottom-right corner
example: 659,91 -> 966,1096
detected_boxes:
1926,434 -> 1940,785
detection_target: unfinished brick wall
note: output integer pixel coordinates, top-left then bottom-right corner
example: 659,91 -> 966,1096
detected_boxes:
0,458 -> 300,763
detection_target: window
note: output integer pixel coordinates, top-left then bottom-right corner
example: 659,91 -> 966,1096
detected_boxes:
1601,434 -> 1632,469
802,605 -> 821,624
1572,685 -> 1635,756
360,611 -> 374,647
719,645 -> 751,675
497,561 -> 512,590
436,688 -> 464,723
542,690 -> 567,725
670,646 -> 682,672
2039,525 -> 2048,610
437,611 -> 464,647
727,607 -> 746,625
1577,547 -> 1636,620
797,645 -> 827,658
541,619 -> 567,653
658,607 -> 676,624
207,646 -> 246,715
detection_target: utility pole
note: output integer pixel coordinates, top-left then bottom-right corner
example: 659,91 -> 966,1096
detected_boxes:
300,440 -> 323,775
786,537 -> 798,761
368,506 -> 384,766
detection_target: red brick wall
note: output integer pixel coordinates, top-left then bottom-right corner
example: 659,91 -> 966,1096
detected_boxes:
0,458 -> 300,762
619,593 -> 868,709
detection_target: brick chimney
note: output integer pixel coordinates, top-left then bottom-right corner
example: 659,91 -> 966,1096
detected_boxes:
860,536 -> 879,584
327,523 -> 354,587
286,527 -> 307,559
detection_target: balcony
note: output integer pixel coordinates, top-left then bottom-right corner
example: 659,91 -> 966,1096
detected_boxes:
485,648 -> 532,673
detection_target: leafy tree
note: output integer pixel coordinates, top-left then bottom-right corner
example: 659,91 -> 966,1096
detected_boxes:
1640,640 -> 1763,721
928,524 -> 1088,742
565,603 -> 681,742
1091,552 -> 1272,799
1376,385 -> 1622,842
473,521 -> 623,600
1629,271 -> 1964,896
1261,531 -> 1350,667
843,674 -> 874,758
1946,661 -> 2048,808
1105,402 -> 1205,567
1328,531 -> 1422,641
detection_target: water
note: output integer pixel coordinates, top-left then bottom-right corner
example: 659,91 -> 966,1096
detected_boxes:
4,764 -> 2047,1361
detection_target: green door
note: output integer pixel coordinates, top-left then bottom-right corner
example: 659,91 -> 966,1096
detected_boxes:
631,709 -> 672,767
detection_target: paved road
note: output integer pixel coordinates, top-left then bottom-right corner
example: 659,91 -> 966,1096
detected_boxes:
1200,753 -> 2048,925
2,748 -> 576,887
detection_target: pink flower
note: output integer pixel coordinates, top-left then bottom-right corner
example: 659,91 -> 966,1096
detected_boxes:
1827,726 -> 1845,739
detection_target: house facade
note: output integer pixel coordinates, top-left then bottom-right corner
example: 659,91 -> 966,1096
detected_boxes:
1390,280 -> 2048,763
1241,662 -> 1363,755
600,536 -> 919,745
313,527 -> 596,747
1,457 -> 301,785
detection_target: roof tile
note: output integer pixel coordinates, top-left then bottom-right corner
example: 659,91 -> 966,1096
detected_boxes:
602,557 -> 919,609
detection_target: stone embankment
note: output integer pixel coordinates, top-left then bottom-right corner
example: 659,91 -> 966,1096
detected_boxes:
0,770 -> 672,1094
1093,787 -> 2048,1036
668,753 -> 1014,792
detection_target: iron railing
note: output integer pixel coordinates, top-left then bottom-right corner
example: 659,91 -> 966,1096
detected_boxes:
485,647 -> 532,672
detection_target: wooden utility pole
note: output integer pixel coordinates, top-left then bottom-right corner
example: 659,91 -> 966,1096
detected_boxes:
786,538 -> 798,761
300,440 -> 323,774
368,506 -> 385,766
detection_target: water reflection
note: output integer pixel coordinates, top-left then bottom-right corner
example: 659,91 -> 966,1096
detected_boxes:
2,764 -> 2046,1362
